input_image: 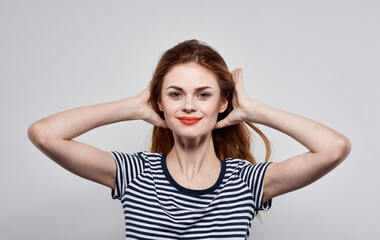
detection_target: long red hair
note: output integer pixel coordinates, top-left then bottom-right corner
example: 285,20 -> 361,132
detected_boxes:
149,39 -> 271,164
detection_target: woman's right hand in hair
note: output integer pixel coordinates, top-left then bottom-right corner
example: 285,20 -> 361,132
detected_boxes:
134,86 -> 167,128
28,84 -> 166,190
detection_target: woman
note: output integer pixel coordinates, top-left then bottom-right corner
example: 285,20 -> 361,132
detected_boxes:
28,39 -> 351,239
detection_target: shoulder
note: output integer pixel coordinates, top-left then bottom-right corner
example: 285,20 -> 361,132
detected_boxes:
224,157 -> 272,178
224,157 -> 250,168
224,157 -> 268,170
111,151 -> 164,199
137,151 -> 163,160
111,151 -> 163,162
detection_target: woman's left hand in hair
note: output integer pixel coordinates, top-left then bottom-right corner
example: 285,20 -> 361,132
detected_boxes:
214,68 -> 262,129
215,68 -> 351,203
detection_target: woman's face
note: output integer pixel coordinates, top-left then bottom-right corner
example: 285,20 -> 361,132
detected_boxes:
158,63 -> 228,139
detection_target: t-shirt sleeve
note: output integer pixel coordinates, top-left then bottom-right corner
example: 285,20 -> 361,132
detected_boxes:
110,151 -> 145,200
239,161 -> 273,212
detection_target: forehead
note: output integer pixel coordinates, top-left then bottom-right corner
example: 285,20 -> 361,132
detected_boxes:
162,63 -> 219,90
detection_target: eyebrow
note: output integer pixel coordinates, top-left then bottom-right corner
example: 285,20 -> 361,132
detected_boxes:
166,85 -> 213,92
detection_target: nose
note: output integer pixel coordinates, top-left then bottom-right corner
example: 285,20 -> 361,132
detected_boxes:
181,96 -> 197,113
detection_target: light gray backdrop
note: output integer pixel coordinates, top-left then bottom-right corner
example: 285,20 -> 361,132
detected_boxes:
1,0 -> 379,239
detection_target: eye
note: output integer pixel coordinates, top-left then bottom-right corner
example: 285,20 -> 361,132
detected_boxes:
197,92 -> 211,100
168,91 -> 182,99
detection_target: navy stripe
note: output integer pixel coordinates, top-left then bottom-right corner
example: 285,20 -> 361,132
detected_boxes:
111,151 -> 272,239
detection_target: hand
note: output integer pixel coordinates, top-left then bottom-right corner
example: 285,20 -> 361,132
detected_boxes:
214,68 -> 255,129
135,86 -> 168,128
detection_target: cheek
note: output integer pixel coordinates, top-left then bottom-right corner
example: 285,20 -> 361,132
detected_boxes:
160,101 -> 179,126
200,101 -> 221,115
161,100 -> 177,114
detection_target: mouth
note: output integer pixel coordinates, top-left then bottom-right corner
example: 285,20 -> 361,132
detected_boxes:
177,116 -> 202,125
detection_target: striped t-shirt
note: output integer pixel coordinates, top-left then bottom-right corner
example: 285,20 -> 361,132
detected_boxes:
111,151 -> 272,240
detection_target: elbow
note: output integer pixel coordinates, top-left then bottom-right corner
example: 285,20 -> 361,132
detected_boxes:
330,135 -> 351,165
28,121 -> 50,149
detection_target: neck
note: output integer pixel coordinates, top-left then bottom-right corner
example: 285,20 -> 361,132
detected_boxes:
167,132 -> 220,182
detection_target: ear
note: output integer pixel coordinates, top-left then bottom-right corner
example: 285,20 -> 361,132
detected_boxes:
158,98 -> 163,112
219,97 -> 228,113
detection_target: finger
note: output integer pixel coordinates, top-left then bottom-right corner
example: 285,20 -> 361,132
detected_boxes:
231,68 -> 239,79
232,69 -> 238,83
156,120 -> 168,129
235,68 -> 243,83
214,120 -> 227,130
153,115 -> 168,128
234,68 -> 246,93
146,118 -> 168,129
160,118 -> 168,128
214,116 -> 234,129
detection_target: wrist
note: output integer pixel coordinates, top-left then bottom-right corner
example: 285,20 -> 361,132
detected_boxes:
243,100 -> 267,124
114,96 -> 143,122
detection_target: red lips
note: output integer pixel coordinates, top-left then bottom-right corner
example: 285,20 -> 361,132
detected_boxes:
177,116 -> 201,125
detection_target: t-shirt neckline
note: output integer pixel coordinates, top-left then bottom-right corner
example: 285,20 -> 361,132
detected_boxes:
161,154 -> 226,196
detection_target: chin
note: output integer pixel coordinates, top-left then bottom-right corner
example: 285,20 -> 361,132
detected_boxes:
166,119 -> 216,140
170,127 -> 212,140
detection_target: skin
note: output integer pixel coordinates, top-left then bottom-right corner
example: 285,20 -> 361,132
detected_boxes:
28,62 -> 351,203
158,63 -> 228,189
217,67 -> 351,202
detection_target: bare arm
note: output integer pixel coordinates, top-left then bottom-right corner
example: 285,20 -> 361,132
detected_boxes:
28,88 -> 166,190
248,101 -> 350,202
215,68 -> 351,202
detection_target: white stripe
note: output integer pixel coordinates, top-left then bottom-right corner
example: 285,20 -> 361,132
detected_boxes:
111,151 -> 272,239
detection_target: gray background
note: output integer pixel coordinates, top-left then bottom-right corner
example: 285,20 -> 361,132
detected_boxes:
1,0 -> 379,239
